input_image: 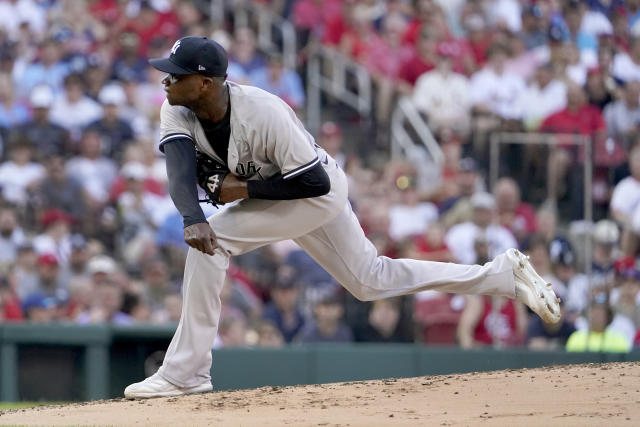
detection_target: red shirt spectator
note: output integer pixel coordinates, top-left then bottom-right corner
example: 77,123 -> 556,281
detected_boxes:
293,0 -> 342,34
473,297 -> 520,346
125,3 -> 179,57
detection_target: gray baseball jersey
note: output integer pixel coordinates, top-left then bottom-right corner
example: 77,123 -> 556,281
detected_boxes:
155,82 -> 517,388
159,82 -> 327,181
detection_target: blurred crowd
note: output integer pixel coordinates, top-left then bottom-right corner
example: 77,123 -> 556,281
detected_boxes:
0,0 -> 639,354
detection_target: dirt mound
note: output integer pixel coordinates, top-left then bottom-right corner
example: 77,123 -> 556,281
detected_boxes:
2,362 -> 638,426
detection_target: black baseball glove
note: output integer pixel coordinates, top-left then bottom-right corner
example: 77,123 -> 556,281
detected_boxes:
196,151 -> 229,206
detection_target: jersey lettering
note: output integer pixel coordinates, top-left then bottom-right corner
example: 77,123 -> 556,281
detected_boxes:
236,161 -> 262,177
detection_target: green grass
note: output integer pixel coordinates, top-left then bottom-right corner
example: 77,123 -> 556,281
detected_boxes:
0,401 -> 69,410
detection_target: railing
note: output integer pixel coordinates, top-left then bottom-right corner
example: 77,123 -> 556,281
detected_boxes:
229,0 -> 297,70
306,44 -> 372,135
390,97 -> 444,192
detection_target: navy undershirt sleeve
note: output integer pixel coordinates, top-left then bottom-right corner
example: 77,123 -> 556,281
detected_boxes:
247,161 -> 330,200
162,138 -> 208,227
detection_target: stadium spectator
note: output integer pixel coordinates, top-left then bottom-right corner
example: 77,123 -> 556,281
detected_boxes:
296,292 -> 353,343
230,27 -> 265,75
519,4 -> 547,50
388,173 -> 438,242
76,280 -> 132,325
493,177 -> 537,245
262,273 -> 305,343
470,42 -> 526,122
609,267 -> 640,346
15,38 -> 69,99
111,31 -> 148,84
540,84 -> 606,219
457,295 -> 527,348
409,222 -> 455,263
0,206 -> 26,265
21,293 -> 59,324
0,139 -> 45,206
49,73 -> 102,141
31,155 -> 86,223
603,80 -> 640,150
65,128 -> 118,210
0,73 -> 28,128
520,63 -> 567,131
9,85 -> 70,160
445,192 -> 517,265
414,291 -> 464,345
33,209 -> 75,266
397,27 -> 437,93
87,83 -> 135,162
255,319 -> 285,348
350,297 -> 413,343
566,301 -> 631,352
547,237 -> 586,306
612,36 -> 640,83
411,45 -> 471,137
249,52 -> 305,111
0,275 -> 23,322
526,305 -> 576,350
440,157 -> 485,229
610,144 -> 640,227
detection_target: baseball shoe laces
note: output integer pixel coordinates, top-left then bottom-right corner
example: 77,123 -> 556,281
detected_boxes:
506,248 -> 561,324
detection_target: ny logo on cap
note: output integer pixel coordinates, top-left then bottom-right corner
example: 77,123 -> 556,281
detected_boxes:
171,40 -> 181,56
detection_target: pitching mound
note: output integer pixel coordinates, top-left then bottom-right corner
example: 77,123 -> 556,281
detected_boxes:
1,362 -> 638,426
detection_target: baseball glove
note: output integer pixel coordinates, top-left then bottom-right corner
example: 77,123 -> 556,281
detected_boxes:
196,151 -> 229,206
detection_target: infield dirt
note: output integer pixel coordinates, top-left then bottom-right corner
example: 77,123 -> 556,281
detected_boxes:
1,362 -> 638,426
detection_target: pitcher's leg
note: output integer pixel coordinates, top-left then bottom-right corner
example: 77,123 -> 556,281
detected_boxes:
158,247 -> 229,388
295,204 -> 516,301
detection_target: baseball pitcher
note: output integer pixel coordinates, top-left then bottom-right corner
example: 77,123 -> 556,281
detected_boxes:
124,36 -> 560,398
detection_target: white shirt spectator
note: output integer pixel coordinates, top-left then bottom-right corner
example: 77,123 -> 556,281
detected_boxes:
612,53 -> 640,83
486,0 -> 522,33
388,202 -> 438,241
611,176 -> 640,224
0,160 -> 45,205
412,70 -> 471,132
50,94 -> 102,140
603,100 -> 640,142
445,222 -> 517,265
580,11 -> 613,37
0,0 -> 46,41
470,68 -> 526,120
0,228 -> 25,264
520,79 -> 567,129
65,157 -> 117,204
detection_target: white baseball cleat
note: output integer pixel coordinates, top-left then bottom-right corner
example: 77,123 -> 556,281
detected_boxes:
506,248 -> 561,324
124,373 -> 212,399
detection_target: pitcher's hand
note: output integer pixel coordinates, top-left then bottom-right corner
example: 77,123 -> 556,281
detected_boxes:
184,222 -> 218,255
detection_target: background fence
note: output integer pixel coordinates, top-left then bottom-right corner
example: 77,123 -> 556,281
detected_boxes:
1,324 -> 638,402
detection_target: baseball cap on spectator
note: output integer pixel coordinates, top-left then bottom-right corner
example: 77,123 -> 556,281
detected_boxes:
463,14 -> 485,32
549,238 -> 575,266
98,84 -> 126,106
320,121 -> 342,137
593,219 -> 619,245
70,233 -> 88,251
149,36 -> 228,77
470,192 -> 495,210
30,85 -> 54,108
460,157 -> 478,173
522,5 -> 542,18
41,209 -> 74,228
121,162 -> 147,181
22,293 -> 59,313
87,255 -> 118,275
37,253 -> 59,267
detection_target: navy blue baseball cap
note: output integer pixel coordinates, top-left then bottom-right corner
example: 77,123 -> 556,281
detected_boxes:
149,36 -> 228,77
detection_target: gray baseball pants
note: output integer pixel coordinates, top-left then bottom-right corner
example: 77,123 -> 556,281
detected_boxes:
158,163 -> 516,387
